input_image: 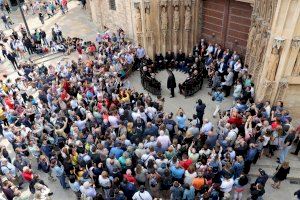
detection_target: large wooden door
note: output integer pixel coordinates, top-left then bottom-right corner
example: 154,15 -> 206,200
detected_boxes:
201,0 -> 252,55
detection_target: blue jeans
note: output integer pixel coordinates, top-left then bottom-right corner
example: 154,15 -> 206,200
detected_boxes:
57,175 -> 68,189
279,145 -> 291,163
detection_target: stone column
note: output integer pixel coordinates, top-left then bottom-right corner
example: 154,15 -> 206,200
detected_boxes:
274,79 -> 289,102
285,37 -> 300,77
144,1 -> 154,58
266,37 -> 285,81
245,13 -> 257,67
172,1 -> 180,54
134,2 -> 143,45
183,0 -> 192,54
160,2 -> 168,55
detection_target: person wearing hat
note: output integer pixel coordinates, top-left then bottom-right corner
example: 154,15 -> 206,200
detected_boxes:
132,185 -> 152,200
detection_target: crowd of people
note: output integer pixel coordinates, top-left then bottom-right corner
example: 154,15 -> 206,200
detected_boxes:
0,6 -> 299,200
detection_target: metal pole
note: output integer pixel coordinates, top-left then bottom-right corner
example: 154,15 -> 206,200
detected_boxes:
16,0 -> 30,36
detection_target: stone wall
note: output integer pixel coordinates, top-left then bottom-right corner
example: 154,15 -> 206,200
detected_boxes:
250,0 -> 300,119
87,0 -> 135,39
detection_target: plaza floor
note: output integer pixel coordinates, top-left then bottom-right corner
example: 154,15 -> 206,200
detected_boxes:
0,2 -> 299,199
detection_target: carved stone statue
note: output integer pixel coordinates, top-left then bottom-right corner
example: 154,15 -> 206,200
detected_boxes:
267,47 -> 280,81
173,6 -> 180,30
145,6 -> 151,32
135,6 -> 142,33
184,6 -> 192,30
161,6 -> 168,30
257,36 -> 268,64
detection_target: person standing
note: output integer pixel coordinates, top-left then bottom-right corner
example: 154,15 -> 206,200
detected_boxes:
132,185 -> 152,200
38,12 -> 44,24
222,68 -> 234,97
271,162 -> 290,189
212,88 -> 224,118
278,130 -> 296,164
167,70 -> 176,98
40,29 -> 48,46
195,99 -> 206,127
1,14 -> 10,29
7,52 -> 18,70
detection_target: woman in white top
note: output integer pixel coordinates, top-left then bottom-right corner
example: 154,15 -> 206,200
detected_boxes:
98,171 -> 111,199
220,176 -> 234,193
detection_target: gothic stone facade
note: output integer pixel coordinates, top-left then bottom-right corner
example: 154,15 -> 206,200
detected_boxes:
87,0 -> 300,120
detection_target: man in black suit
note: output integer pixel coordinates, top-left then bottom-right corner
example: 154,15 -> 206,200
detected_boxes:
167,70 -> 176,98
176,49 -> 186,71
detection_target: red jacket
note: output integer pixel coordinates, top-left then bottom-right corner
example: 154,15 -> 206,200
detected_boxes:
179,159 -> 193,170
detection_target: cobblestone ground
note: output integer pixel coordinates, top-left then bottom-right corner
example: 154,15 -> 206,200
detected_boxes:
0,2 -> 299,199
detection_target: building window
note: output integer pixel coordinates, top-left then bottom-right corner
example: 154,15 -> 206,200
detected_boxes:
109,0 -> 116,10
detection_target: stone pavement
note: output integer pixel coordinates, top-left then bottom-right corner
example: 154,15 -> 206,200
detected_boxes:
0,2 -> 299,199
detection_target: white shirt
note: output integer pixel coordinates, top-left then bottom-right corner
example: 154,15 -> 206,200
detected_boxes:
220,178 -> 234,193
108,115 -> 119,128
98,175 -> 111,188
233,62 -> 242,72
132,191 -> 153,200
156,135 -> 171,150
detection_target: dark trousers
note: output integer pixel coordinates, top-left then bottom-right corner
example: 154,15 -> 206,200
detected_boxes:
26,46 -> 34,54
223,85 -> 231,97
294,140 -> 300,155
244,160 -> 252,174
9,59 -> 18,70
170,87 -> 175,97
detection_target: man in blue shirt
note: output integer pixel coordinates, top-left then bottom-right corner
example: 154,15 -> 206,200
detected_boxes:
244,143 -> 258,174
170,164 -> 185,183
176,109 -> 187,132
109,143 -> 124,159
52,160 -> 68,189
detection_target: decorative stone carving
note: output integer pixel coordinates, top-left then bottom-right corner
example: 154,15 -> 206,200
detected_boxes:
255,26 -> 269,64
145,3 -> 151,32
245,20 -> 257,63
160,6 -> 168,30
266,47 -> 280,81
275,79 -> 289,102
136,33 -> 143,45
184,5 -> 192,30
134,4 -> 142,33
268,0 -> 278,25
291,37 -> 300,48
292,53 -> 300,76
173,5 -> 180,30
272,36 -> 285,49
265,37 -> 284,81
261,80 -> 275,101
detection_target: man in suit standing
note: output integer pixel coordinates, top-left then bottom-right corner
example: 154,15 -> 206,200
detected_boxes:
167,70 -> 176,98
222,68 -> 234,97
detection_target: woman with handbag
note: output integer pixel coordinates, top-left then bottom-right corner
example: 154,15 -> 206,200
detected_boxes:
271,162 -> 290,189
